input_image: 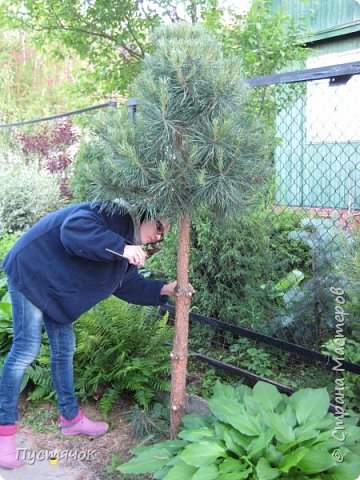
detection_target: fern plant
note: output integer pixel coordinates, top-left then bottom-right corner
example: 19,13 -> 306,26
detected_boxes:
73,297 -> 173,414
25,343 -> 55,402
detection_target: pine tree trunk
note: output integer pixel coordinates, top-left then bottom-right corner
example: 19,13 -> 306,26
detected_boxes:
170,214 -> 191,439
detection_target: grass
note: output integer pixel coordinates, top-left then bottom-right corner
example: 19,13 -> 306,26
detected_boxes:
23,405 -> 59,434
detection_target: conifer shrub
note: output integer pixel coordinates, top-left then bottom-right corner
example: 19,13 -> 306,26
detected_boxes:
70,138 -> 107,202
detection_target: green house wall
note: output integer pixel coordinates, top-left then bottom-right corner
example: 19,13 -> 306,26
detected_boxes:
271,0 -> 360,40
272,1 -> 360,209
275,94 -> 360,209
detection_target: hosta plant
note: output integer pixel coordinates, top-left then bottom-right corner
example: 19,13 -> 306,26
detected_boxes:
118,381 -> 360,479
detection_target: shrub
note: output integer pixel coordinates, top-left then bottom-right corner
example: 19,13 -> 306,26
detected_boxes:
16,120 -> 78,200
160,206 -> 311,333
338,221 -> 360,342
17,120 -> 77,163
0,165 -> 65,235
0,233 -> 20,298
272,215 -> 354,347
119,381 -> 360,479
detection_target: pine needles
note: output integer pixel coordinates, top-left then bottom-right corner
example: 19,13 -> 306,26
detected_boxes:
79,23 -> 271,222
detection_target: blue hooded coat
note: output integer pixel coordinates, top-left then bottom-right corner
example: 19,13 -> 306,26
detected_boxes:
2,202 -> 168,324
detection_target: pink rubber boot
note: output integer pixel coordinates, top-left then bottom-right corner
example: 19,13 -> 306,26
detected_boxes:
0,425 -> 23,469
60,410 -> 109,437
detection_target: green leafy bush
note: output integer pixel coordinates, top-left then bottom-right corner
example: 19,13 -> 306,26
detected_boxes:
119,381 -> 360,479
220,337 -> 278,379
73,297 -> 173,413
0,232 -> 20,265
0,165 -> 65,235
0,232 -> 20,300
208,0 -> 308,124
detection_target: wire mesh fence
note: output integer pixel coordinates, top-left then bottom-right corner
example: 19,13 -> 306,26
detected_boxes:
244,62 -> 359,348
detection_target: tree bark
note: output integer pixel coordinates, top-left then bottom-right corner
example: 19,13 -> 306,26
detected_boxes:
170,213 -> 192,438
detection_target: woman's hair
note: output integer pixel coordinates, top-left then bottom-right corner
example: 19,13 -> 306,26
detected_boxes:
139,210 -> 150,224
139,208 -> 159,224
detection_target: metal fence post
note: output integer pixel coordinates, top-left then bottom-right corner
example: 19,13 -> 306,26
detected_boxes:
128,97 -> 137,121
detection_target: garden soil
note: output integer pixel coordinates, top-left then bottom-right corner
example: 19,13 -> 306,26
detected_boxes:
0,397 -> 137,480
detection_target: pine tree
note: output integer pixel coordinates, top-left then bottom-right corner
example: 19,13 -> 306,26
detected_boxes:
83,23 -> 270,436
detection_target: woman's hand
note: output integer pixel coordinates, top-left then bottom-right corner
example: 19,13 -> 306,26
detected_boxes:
160,282 -> 195,297
123,245 -> 146,266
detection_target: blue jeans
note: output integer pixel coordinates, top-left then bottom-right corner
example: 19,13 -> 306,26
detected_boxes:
0,282 -> 79,424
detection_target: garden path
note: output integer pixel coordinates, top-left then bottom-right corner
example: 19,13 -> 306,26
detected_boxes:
0,399 -> 135,480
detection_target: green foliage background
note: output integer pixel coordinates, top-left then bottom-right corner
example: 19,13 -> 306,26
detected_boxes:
0,0 -> 308,98
159,206 -> 312,332
0,29 -> 84,123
